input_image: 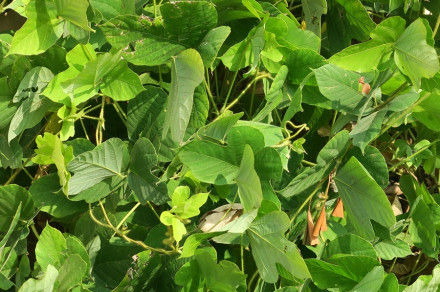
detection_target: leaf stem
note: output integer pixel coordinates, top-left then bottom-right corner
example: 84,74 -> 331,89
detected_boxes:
433,13 -> 440,38
113,202 -> 141,237
222,70 -> 240,110
290,178 -> 326,225
204,72 -> 220,115
406,252 -> 423,285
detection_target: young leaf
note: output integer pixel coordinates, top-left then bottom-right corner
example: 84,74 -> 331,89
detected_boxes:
235,145 -> 263,212
162,49 -> 204,142
32,133 -> 74,194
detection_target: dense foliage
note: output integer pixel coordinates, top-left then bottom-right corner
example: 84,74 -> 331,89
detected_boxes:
1,0 -> 440,291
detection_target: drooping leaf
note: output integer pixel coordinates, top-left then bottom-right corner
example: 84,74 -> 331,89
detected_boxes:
68,138 -> 129,195
235,145 -> 263,212
334,157 -> 395,240
162,49 -> 204,142
247,211 -> 310,283
197,26 -> 231,68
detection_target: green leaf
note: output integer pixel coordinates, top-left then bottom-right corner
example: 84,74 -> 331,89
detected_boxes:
314,64 -> 365,114
35,224 -> 67,271
200,112 -> 243,141
180,232 -> 224,258
32,133 -> 74,194
0,185 -> 34,233
175,249 -> 246,292
284,48 -> 327,85
13,67 -> 54,102
197,26 -> 231,68
99,59 -> 144,101
394,19 -> 439,89
301,0 -> 327,36
42,43 -> 97,105
8,94 -> 56,142
70,176 -> 125,203
334,157 -> 396,240
128,138 -> 168,205
68,138 -> 129,195
127,86 -> 167,144
161,1 -> 218,48
306,256 -> 380,290
247,211 -> 310,283
412,93 -> 440,131
162,49 -> 204,142
334,0 -> 376,42
345,146 -> 389,189
19,265 -> 59,292
403,264 -> 440,292
235,145 -> 263,212
329,40 -> 393,72
322,234 -> 377,260
188,84 -> 209,129
55,254 -> 87,292
350,266 -> 384,292
29,174 -> 87,218
409,196 -> 437,258
0,136 -> 23,169
8,0 -> 64,55
54,0 -> 92,32
179,140 -> 239,185
350,110 -> 387,153
90,0 -> 135,20
374,239 -> 412,260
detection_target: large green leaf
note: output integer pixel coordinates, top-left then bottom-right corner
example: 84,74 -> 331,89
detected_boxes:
350,110 -> 387,153
235,145 -> 263,212
0,136 -> 22,169
178,140 -> 239,185
0,185 -> 34,233
67,138 -> 129,195
127,86 -> 167,144
306,256 -> 380,290
301,0 -> 326,36
162,49 -> 204,142
13,67 -> 54,102
412,93 -> 440,131
7,0 -> 64,55
90,0 -> 135,20
8,94 -> 56,142
197,26 -> 231,68
247,211 -> 310,283
19,265 -> 59,292
29,174 -> 87,218
334,0 -> 376,42
394,19 -> 439,89
42,43 -> 97,105
409,196 -> 438,258
54,0 -> 92,31
314,64 -> 365,114
55,254 -> 87,292
128,138 -> 168,205
35,224 -> 67,271
334,157 -> 395,240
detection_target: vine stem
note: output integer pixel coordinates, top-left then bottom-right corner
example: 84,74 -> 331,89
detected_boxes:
289,178 -> 326,225
222,73 -> 271,113
112,202 -> 141,237
433,12 -> 440,38
406,252 -> 423,285
89,203 -> 176,255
